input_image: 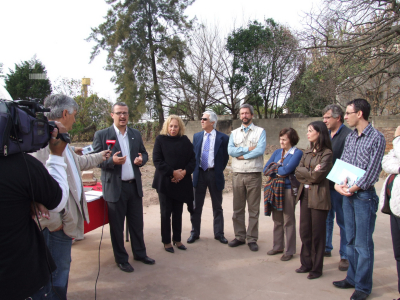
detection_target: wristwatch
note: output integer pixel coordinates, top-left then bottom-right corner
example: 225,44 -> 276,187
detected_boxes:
346,188 -> 350,194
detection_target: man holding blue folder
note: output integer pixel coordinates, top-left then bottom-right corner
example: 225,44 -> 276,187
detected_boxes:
332,99 -> 386,300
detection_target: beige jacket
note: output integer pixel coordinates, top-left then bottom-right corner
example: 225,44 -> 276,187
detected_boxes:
32,145 -> 104,239
231,124 -> 265,173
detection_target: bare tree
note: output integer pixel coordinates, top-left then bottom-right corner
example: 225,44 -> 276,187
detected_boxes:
303,0 -> 400,114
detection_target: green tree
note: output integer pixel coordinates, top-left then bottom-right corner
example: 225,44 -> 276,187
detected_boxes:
226,19 -> 300,119
70,94 -> 113,141
286,57 -> 339,117
209,104 -> 229,115
87,0 -> 195,127
4,57 -> 52,103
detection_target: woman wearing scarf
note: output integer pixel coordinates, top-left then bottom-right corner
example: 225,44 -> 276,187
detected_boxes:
263,128 -> 303,261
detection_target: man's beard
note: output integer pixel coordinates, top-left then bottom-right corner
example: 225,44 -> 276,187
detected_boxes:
242,118 -> 251,125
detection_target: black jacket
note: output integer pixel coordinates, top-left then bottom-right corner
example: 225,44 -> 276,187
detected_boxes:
92,126 -> 148,201
152,134 -> 196,202
330,124 -> 352,189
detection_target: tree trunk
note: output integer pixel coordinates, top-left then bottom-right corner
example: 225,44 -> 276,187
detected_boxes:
148,21 -> 164,130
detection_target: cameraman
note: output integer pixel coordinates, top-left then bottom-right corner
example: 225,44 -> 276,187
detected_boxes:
0,126 -> 69,300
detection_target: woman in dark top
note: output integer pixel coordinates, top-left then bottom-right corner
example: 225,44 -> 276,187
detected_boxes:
264,128 -> 303,262
294,121 -> 333,280
152,115 -> 196,253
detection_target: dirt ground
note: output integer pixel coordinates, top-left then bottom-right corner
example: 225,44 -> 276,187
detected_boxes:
72,141 -> 279,207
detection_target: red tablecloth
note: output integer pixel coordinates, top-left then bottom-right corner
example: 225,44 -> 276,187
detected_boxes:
84,183 -> 109,233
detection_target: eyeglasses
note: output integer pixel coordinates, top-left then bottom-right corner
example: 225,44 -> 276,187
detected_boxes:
113,112 -> 129,116
322,116 -> 332,120
345,111 -> 357,116
201,118 -> 208,121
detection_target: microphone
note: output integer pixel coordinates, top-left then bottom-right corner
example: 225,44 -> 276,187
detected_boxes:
106,140 -> 116,151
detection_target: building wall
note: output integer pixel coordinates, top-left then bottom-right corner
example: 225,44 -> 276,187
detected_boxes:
185,116 -> 398,152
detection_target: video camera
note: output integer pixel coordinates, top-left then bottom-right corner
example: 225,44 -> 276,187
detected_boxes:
0,99 -> 70,156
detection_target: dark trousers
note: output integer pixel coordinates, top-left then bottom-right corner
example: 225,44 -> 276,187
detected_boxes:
391,214 -> 400,293
159,192 -> 184,244
191,169 -> 224,238
107,180 -> 146,264
299,189 -> 328,277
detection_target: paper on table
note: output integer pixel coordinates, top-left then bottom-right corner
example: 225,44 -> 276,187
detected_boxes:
327,159 -> 366,187
85,194 -> 102,202
85,191 -> 103,197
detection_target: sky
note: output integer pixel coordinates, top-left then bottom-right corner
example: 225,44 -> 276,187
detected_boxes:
0,0 -> 320,102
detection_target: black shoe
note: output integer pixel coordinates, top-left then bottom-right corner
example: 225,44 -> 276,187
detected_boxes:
187,234 -> 199,244
228,238 -> 246,247
350,290 -> 369,300
333,279 -> 355,289
173,241 -> 187,250
324,251 -> 332,257
117,262 -> 134,272
248,242 -> 258,252
164,244 -> 174,253
295,267 -> 311,273
307,273 -> 322,280
134,256 -> 155,265
215,235 -> 228,244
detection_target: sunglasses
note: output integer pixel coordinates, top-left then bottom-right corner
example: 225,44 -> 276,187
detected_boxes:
201,118 -> 208,121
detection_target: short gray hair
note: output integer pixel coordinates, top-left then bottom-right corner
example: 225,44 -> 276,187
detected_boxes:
203,111 -> 218,129
44,94 -> 78,120
322,104 -> 344,123
239,103 -> 254,115
112,101 -> 128,112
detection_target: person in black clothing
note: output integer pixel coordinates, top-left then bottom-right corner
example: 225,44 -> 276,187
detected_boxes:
0,127 -> 69,300
322,104 -> 352,271
152,115 -> 196,253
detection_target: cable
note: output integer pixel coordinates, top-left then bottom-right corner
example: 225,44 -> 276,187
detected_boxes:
94,194 -> 107,300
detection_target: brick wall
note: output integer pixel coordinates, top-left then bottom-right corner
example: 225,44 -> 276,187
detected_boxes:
185,115 -> 399,152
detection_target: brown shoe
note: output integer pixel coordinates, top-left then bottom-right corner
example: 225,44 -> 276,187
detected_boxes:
280,254 -> 293,261
339,259 -> 349,271
228,238 -> 245,247
267,249 -> 284,255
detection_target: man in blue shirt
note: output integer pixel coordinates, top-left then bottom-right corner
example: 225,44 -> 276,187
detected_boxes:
227,104 -> 266,252
333,99 -> 386,300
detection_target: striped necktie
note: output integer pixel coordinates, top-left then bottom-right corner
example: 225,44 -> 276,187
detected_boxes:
201,133 -> 210,171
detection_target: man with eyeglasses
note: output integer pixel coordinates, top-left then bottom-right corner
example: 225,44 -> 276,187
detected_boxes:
322,104 -> 352,272
93,102 -> 155,273
227,104 -> 266,252
332,99 -> 386,300
188,111 -> 229,244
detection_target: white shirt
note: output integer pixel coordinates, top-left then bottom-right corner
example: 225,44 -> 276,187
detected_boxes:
46,155 -> 69,212
114,124 -> 135,181
200,129 -> 216,169
65,147 -> 82,200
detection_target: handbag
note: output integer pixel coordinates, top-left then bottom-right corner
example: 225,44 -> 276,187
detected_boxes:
381,174 -> 397,215
288,173 -> 300,197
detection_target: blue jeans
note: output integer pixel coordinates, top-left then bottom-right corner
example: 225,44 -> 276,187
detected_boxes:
325,189 -> 348,259
31,228 -> 72,300
343,188 -> 378,295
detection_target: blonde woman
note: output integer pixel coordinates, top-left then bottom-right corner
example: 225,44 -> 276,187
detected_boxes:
152,115 -> 196,253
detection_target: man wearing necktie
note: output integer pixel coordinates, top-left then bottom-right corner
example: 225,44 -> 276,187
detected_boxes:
188,111 -> 229,244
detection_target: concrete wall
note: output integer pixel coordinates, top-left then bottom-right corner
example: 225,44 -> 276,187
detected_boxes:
185,115 -> 399,151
